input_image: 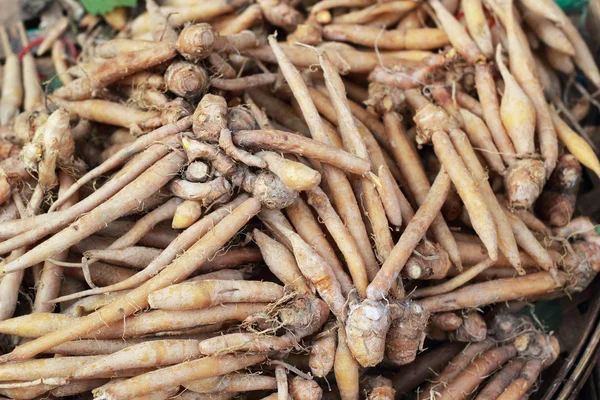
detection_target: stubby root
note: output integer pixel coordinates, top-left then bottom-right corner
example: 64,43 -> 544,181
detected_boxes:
345,299 -> 391,367
505,158 -> 546,209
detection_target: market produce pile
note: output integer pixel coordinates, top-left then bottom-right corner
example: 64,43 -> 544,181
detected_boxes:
1,0 -> 600,398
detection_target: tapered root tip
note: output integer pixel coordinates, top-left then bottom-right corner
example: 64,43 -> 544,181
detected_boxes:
505,158 -> 546,210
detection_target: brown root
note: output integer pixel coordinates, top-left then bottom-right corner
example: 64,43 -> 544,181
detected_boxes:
535,191 -> 576,227
386,300 -> 429,366
364,376 -> 395,400
547,153 -> 582,192
403,240 -> 451,280
176,23 -> 218,61
228,106 -> 257,131
564,241 -> 600,293
258,0 -> 304,32
165,61 -> 209,99
430,312 -> 463,332
451,312 -> 487,342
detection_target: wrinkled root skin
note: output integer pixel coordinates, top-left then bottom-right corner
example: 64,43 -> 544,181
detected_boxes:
385,301 -> 429,365
403,241 -> 450,280
251,171 -> 299,209
565,241 -> 600,293
505,158 -> 546,209
535,191 -> 575,227
345,299 -> 391,367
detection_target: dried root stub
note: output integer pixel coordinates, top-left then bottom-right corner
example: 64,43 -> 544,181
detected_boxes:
403,240 -> 451,280
345,299 -> 391,367
165,61 -> 209,99
450,312 -> 487,342
505,158 -> 547,210
365,82 -> 405,115
564,241 -> 600,293
169,178 -> 231,206
289,376 -> 323,400
386,300 -> 430,366
244,170 -> 299,209
535,190 -> 576,227
176,23 -> 258,61
228,106 -> 258,131
363,375 -> 396,400
277,295 -> 330,338
193,94 -> 228,142
547,153 -> 582,192
22,108 -> 75,189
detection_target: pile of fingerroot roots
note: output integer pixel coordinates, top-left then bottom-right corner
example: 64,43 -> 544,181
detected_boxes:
0,0 -> 599,398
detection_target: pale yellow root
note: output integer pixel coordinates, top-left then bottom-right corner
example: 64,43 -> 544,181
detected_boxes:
448,129 -> 521,271
284,198 -> 354,295
322,24 -> 448,50
284,227 -> 347,319
0,39 -> 22,125
550,108 -> 600,179
198,333 -> 294,356
32,173 -> 78,313
4,198 -> 261,361
52,40 -> 73,85
522,11 -> 574,56
495,44 -> 536,156
148,280 -> 284,310
184,373 -> 277,394
73,339 -> 202,379
431,130 -> 498,261
173,200 -> 202,229
0,355 -> 101,380
429,0 -> 484,63
268,36 -> 379,279
49,97 -> 160,128
318,51 -> 393,263
131,0 -> 240,36
459,108 -> 506,175
504,2 -> 558,177
213,4 -> 263,35
307,186 -> 369,298
94,39 -> 157,58
333,1 -> 418,25
456,91 -> 484,118
0,303 -> 267,339
96,354 -> 267,400
463,0 -> 493,58
0,152 -> 185,276
233,129 -> 371,175
367,169 -> 452,301
474,63 -> 516,164
502,208 -> 556,274
309,321 -> 337,377
417,339 -> 495,400
335,328 -> 360,400
55,43 -> 177,100
253,229 -> 312,295
419,271 -> 565,313
256,151 -> 321,191
383,111 -> 461,268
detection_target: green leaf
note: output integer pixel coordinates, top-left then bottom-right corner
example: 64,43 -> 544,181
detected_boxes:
520,300 -> 562,334
80,0 -> 137,16
595,224 -> 600,236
